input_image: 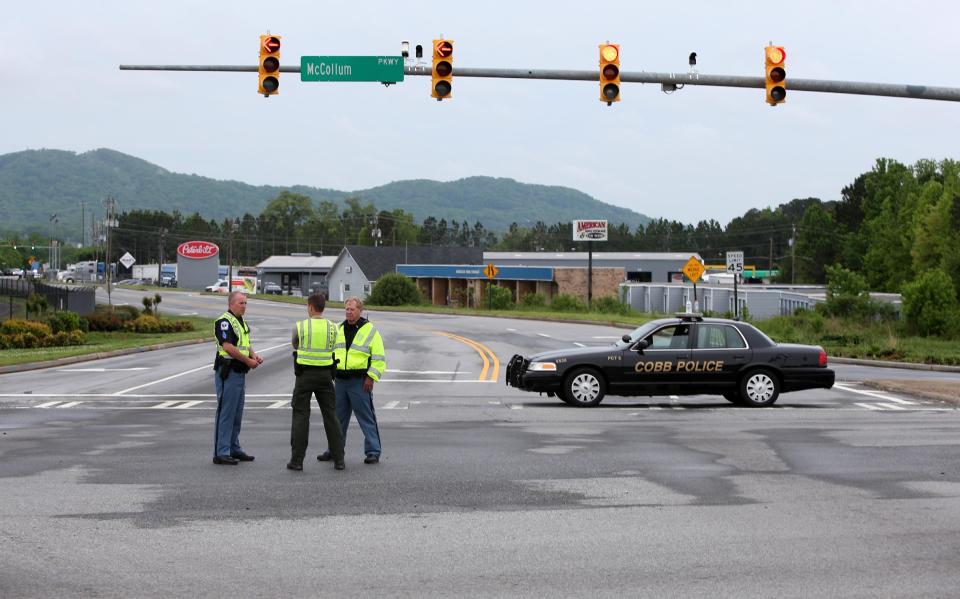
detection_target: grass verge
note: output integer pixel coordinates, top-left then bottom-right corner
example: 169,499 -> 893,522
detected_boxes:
0,314 -> 214,367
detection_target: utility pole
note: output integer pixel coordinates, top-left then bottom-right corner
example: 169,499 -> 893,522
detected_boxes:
158,227 -> 167,284
104,197 -> 118,307
228,219 -> 238,293
791,223 -> 797,285
79,201 -> 86,247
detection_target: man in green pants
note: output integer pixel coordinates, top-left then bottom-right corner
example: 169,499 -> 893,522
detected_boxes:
287,293 -> 345,472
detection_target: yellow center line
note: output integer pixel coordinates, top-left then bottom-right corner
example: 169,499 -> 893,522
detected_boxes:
435,332 -> 499,382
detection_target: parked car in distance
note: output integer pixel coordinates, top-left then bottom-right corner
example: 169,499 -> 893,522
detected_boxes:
160,276 -> 177,288
205,280 -> 229,293
263,282 -> 282,295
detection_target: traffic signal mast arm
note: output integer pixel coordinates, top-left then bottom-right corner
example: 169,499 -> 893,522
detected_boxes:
118,63 -> 960,103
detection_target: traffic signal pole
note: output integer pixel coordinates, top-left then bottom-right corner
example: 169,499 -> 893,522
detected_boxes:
119,63 -> 960,103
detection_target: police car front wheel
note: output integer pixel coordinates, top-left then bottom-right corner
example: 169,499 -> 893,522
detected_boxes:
563,368 -> 606,407
739,369 -> 780,407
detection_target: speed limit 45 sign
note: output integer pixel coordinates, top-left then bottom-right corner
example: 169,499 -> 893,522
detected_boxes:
726,251 -> 744,273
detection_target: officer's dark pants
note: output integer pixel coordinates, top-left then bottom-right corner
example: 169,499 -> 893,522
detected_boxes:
290,367 -> 344,464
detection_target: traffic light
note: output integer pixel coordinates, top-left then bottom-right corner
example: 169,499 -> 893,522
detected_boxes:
258,34 -> 281,97
599,43 -> 621,105
765,45 -> 786,105
431,39 -> 453,100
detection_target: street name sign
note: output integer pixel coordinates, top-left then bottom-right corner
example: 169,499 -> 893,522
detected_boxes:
301,56 -> 404,82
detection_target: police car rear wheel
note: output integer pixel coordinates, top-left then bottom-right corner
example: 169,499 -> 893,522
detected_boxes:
739,370 -> 780,407
564,368 -> 606,407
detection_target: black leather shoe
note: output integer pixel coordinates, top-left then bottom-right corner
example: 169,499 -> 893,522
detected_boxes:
286,462 -> 303,471
334,461 -> 346,470
231,452 -> 255,462
213,455 -> 238,465
364,454 -> 379,464
317,451 -> 332,462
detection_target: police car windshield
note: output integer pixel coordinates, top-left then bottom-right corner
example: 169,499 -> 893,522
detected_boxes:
615,321 -> 662,348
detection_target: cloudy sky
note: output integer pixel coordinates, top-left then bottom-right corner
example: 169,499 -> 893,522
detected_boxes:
6,0 -> 959,225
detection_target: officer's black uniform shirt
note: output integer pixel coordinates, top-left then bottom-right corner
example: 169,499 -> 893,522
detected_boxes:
214,311 -> 248,372
214,311 -> 245,347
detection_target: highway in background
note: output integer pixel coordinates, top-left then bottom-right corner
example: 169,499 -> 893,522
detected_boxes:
2,288 -> 959,595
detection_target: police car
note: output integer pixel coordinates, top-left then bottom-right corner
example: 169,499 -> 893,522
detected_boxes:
505,313 -> 834,407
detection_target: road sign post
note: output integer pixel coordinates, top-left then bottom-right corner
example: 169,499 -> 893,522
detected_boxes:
682,256 -> 705,313
301,56 -> 404,83
726,251 -> 744,319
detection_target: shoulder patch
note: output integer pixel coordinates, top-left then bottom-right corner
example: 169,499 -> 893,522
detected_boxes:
220,321 -> 229,330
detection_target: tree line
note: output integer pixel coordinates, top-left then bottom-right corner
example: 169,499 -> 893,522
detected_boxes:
2,158 -> 958,300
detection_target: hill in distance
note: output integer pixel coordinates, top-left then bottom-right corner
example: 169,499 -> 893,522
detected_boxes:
0,148 -> 651,236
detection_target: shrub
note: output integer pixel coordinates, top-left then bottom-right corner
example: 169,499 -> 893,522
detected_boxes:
550,293 -> 586,313
114,305 -> 141,321
50,330 -> 85,346
124,315 -> 162,333
142,296 -> 154,315
26,293 -> 49,317
1,319 -> 53,337
519,292 -> 546,309
87,314 -> 123,331
902,268 -> 958,336
366,273 -> 423,306
592,295 -> 631,316
484,284 -> 514,310
45,311 -> 83,333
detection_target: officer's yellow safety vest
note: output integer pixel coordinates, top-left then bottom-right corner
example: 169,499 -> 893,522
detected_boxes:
215,311 -> 250,359
296,317 -> 336,367
334,321 -> 386,382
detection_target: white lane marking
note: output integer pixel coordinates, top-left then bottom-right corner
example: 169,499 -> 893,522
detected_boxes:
267,400 -> 290,409
856,402 -> 884,411
592,336 -> 620,339
506,328 -> 517,332
876,402 -> 907,410
834,383 -> 916,404
179,312 -> 198,316
537,333 -> 551,338
175,400 -> 203,409
57,368 -> 151,373
36,401 -> 61,408
573,342 -> 586,348
878,396 -> 917,405
112,342 -> 291,395
509,404 -> 524,410
488,401 -> 501,405
152,401 -> 180,409
58,401 -> 83,408
382,401 -> 400,409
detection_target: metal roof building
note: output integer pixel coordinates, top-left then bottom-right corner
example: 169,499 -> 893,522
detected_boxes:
256,254 -> 338,295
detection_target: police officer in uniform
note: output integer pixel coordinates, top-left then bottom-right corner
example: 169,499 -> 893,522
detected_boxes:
287,293 -> 345,472
213,291 -> 263,465
317,296 -> 386,465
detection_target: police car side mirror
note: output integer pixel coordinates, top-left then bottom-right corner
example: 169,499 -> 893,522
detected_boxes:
621,334 -> 632,343
634,339 -> 650,351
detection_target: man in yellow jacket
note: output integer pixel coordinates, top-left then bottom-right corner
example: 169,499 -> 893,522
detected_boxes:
288,293 -> 344,472
317,296 -> 386,465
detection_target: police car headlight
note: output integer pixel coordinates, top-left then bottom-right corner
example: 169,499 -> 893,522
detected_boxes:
528,362 -> 557,372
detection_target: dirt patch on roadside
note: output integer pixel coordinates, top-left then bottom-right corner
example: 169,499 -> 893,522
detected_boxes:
863,379 -> 960,407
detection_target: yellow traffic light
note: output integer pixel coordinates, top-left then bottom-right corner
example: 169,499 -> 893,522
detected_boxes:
431,39 -> 453,100
765,45 -> 786,105
259,34 -> 281,97
599,43 -> 621,104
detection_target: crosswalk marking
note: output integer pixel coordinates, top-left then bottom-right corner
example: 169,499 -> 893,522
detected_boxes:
35,401 -> 61,408
152,401 -> 180,409
176,401 -> 203,409
58,401 -> 83,408
267,400 -> 290,409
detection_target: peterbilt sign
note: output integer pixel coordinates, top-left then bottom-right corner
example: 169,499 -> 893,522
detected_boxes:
572,220 -> 608,241
177,241 -> 219,260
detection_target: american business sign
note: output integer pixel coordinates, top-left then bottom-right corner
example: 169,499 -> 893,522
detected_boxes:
177,241 -> 219,260
572,219 -> 608,241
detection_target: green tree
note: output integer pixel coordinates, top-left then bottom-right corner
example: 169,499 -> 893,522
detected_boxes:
794,203 -> 839,283
901,268 -> 958,336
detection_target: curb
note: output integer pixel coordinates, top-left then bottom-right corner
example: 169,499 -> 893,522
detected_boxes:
829,356 -> 960,373
0,337 -> 212,374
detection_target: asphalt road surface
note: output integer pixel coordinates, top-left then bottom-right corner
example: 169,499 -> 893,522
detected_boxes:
2,288 -> 959,597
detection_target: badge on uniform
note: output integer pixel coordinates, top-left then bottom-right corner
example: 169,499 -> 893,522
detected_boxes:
220,321 -> 229,330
